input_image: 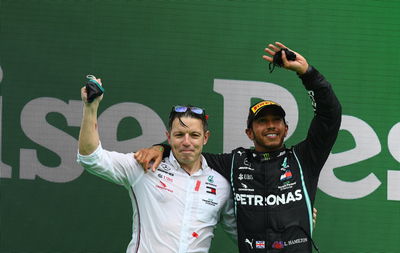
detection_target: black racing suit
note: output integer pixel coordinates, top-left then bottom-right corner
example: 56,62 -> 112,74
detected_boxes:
160,66 -> 341,252
203,66 -> 342,252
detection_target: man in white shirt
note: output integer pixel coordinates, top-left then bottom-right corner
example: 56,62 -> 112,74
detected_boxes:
77,79 -> 236,253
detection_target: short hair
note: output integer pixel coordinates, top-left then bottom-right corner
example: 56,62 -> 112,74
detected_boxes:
168,105 -> 208,132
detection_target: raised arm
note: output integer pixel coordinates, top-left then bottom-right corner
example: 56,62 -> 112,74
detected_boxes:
297,65 -> 342,173
77,79 -> 143,187
263,42 -> 342,174
78,78 -> 103,155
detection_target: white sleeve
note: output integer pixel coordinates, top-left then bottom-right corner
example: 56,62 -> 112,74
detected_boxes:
218,196 -> 238,243
76,143 -> 144,188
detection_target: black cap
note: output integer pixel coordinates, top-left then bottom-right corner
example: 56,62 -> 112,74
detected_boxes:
247,100 -> 286,128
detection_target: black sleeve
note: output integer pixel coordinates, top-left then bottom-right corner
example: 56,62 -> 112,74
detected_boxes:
158,144 -> 171,158
157,144 -> 233,180
295,66 -> 342,176
202,152 -> 233,180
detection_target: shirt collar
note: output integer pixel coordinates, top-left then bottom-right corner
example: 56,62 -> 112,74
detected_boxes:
251,146 -> 287,161
168,152 -> 209,174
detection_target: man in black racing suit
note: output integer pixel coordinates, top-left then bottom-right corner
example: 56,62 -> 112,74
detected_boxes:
137,42 -> 342,252
204,42 -> 341,252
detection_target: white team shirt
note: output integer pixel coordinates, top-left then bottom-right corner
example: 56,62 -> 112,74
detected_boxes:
77,143 -> 237,253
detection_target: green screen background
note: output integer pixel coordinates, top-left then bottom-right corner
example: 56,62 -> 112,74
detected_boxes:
1,1 -> 399,252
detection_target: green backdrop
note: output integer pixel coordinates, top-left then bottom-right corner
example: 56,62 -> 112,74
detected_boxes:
1,1 -> 399,252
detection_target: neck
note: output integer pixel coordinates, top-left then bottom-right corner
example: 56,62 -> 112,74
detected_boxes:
181,160 -> 202,175
254,145 -> 284,153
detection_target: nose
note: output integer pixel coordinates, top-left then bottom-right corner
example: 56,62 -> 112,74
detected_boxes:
182,134 -> 191,146
265,120 -> 275,130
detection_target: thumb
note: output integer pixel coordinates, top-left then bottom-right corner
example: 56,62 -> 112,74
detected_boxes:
281,49 -> 289,66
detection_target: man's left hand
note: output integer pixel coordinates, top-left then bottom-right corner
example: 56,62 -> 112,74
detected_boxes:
262,42 -> 309,75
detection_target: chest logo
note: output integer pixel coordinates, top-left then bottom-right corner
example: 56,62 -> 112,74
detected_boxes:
245,238 -> 254,249
156,180 -> 173,192
280,170 -> 293,181
206,186 -> 216,195
238,173 -> 254,181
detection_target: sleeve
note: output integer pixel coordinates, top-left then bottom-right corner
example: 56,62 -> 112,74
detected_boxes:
203,152 -> 233,181
218,196 -> 238,243
295,66 -> 342,175
159,143 -> 171,158
76,143 -> 145,189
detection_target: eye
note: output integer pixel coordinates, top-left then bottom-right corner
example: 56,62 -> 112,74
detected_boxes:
174,133 -> 184,137
191,132 -> 202,138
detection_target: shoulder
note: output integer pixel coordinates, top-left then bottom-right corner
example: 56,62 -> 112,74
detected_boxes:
231,147 -> 251,156
205,166 -> 230,188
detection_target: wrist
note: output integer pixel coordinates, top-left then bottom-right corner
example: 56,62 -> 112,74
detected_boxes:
83,103 -> 99,114
296,63 -> 310,75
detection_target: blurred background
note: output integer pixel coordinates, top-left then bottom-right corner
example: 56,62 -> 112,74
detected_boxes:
1,0 -> 399,252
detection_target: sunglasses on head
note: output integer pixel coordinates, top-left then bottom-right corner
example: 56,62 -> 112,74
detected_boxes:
172,105 -> 205,115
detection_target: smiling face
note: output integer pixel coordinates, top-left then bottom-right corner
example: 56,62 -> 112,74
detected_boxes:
167,116 -> 209,172
245,111 -> 288,152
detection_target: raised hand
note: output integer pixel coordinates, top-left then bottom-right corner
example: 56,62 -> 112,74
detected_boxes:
262,42 -> 309,75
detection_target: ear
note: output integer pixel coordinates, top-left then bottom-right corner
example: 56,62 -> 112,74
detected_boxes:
166,131 -> 171,144
284,124 -> 289,138
203,130 -> 210,145
245,128 -> 254,140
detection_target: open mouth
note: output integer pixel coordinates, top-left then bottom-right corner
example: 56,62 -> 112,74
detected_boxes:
265,133 -> 278,138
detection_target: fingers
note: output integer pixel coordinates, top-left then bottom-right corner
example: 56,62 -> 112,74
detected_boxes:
281,49 -> 289,66
96,78 -> 103,86
152,156 -> 162,172
262,46 -> 278,62
262,43 -> 284,62
264,47 -> 276,55
275,41 -> 287,50
262,55 -> 273,62
312,207 -> 317,229
268,43 -> 281,52
134,150 -> 149,173
81,86 -> 89,102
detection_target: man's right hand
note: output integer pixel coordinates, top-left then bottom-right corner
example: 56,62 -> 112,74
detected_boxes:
81,78 -> 103,106
78,77 -> 103,156
134,145 -> 164,172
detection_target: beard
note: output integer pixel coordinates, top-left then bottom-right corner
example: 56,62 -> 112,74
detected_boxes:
252,132 -> 285,152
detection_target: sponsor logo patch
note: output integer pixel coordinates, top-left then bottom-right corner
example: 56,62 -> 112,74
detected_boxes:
272,241 -> 284,249
256,241 -> 265,249
235,189 -> 303,206
156,180 -> 173,192
157,173 -> 173,183
280,170 -> 293,181
245,238 -> 254,249
238,173 -> 254,181
284,237 -> 308,247
277,181 -> 297,191
194,180 -> 201,191
202,198 -> 218,206
238,166 -> 254,171
206,186 -> 216,195
158,168 -> 174,176
238,182 -> 255,192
